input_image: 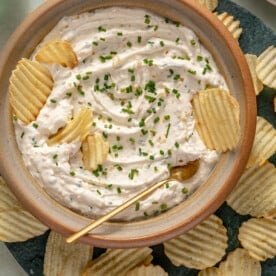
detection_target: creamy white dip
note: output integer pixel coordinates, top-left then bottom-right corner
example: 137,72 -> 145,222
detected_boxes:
14,7 -> 227,220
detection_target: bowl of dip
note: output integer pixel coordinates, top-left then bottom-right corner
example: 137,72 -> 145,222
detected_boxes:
0,0 -> 256,248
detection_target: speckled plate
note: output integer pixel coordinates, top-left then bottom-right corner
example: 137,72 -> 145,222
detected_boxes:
4,0 -> 276,275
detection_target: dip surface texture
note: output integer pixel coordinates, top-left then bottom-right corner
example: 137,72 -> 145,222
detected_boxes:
14,7 -> 227,220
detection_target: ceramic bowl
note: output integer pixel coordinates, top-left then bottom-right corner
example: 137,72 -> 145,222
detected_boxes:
0,0 -> 256,248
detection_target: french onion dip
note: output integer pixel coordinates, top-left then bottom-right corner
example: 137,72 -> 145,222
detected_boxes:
14,7 -> 227,220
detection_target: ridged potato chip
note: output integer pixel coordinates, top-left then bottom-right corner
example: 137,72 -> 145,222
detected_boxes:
9,58 -> 54,124
238,218 -> 276,261
198,267 -> 222,276
191,88 -> 240,152
82,247 -> 152,276
0,176 -> 21,210
35,40 -> 78,68
196,0 -> 218,11
214,12 -> 243,40
48,108 -> 93,145
245,54 -> 263,95
44,231 -> 93,276
219,248 -> 261,276
163,215 -> 228,270
126,264 -> 168,276
0,177 -> 48,242
82,133 -> 110,171
247,116 -> 276,168
256,46 -> 276,89
226,162 -> 276,218
0,209 -> 48,242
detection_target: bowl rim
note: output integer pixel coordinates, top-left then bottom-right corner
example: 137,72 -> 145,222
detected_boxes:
0,0 -> 256,248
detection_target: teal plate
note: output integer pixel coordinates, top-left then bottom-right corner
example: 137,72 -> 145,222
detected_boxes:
5,0 -> 276,275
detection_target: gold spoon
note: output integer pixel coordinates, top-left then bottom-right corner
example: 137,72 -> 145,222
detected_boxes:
66,160 -> 199,243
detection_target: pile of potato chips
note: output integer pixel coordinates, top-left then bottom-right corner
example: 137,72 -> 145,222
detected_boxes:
1,0 -> 275,275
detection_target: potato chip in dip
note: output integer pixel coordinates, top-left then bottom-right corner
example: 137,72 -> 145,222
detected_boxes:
12,7 -> 230,220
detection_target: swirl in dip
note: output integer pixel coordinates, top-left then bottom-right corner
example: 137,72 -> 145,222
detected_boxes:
14,7 -> 227,220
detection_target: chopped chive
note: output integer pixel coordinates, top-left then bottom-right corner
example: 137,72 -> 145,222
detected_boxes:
168,69 -> 174,77
154,117 -> 160,124
165,123 -> 171,138
53,154 -> 58,159
117,32 -> 123,36
160,41 -> 165,47
148,139 -> 154,146
70,171 -> 75,176
117,187 -> 122,194
164,115 -> 170,121
129,138 -> 135,144
32,123 -> 39,129
188,69 -> 197,75
175,142 -> 180,148
137,36 -> 142,43
127,41 -> 132,48
98,26 -> 106,32
139,118 -> 146,127
160,203 -> 168,210
141,129 -> 148,136
182,187 -> 189,194
128,168 -> 139,180
197,55 -> 203,62
50,98 -> 57,103
135,202 -> 140,211
174,74 -> 181,80
128,68 -> 134,74
144,14 -> 151,24
102,132 -> 108,139
93,41 -> 98,46
190,39 -> 196,46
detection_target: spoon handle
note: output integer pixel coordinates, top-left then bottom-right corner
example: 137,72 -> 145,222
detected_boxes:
66,178 -> 171,243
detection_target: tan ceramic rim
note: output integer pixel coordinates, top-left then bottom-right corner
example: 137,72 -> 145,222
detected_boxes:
0,0 -> 256,248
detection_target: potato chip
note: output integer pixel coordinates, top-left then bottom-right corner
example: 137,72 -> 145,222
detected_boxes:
44,231 -> 93,276
81,247 -> 152,276
9,58 -> 54,124
238,218 -> 276,261
256,46 -> 276,89
0,176 -> 21,211
48,108 -> 93,145
196,0 -> 218,11
226,162 -> 276,218
82,133 -> 110,171
191,88 -> 240,152
219,248 -> 261,276
247,116 -> 276,168
126,264 -> 168,276
163,215 -> 228,270
0,177 -> 48,242
214,12 -> 243,40
198,267 -> 222,276
0,209 -> 48,242
35,40 -> 78,68
245,54 -> 263,95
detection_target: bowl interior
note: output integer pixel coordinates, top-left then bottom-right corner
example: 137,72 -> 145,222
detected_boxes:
0,0 -> 256,248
